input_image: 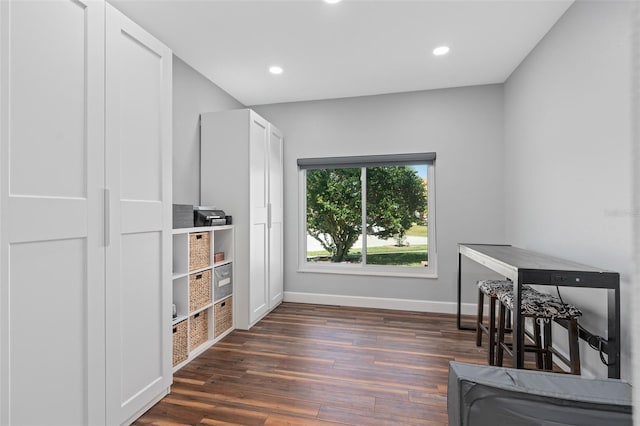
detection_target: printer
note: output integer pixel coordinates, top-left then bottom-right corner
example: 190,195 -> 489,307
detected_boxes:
194,206 -> 227,226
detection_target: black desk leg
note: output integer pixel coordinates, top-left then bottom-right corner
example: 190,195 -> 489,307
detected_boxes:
457,251 -> 462,329
457,251 -> 475,331
608,288 -> 621,379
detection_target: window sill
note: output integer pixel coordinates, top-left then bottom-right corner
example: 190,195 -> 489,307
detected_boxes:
297,264 -> 438,279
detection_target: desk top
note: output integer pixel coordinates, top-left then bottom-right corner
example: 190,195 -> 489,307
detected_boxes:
459,244 -> 619,289
460,244 -> 615,273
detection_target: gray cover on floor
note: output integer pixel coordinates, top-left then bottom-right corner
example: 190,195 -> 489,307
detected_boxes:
447,361 -> 632,426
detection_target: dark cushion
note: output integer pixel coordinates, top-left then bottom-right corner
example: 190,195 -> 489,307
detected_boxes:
448,361 -> 632,426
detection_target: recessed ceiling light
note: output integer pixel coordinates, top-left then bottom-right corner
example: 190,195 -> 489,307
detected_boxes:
433,46 -> 450,56
324,0 -> 342,4
269,65 -> 283,75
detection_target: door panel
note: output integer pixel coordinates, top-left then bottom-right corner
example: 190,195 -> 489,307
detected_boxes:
268,127 -> 284,308
9,240 -> 87,425
249,113 -> 269,324
119,30 -> 162,202
120,232 -> 163,404
0,0 -> 105,424
250,223 -> 268,323
269,221 -> 283,307
9,0 -> 87,199
268,128 -> 284,224
250,114 -> 268,221
105,4 -> 172,424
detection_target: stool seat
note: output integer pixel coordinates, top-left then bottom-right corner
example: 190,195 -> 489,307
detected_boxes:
497,287 -> 582,319
476,280 -> 514,366
496,286 -> 582,374
477,279 -> 513,297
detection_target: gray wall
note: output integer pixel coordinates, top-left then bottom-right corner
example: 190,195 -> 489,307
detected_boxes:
252,84 -> 506,308
504,1 -> 633,378
173,55 -> 244,205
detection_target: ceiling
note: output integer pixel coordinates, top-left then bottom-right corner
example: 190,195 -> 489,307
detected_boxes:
109,0 -> 574,106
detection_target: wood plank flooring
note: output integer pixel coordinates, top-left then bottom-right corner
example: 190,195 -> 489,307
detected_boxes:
134,303 -> 529,425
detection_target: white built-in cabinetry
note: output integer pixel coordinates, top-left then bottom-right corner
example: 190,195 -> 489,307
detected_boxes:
201,109 -> 284,329
0,1 -> 172,425
171,225 -> 235,371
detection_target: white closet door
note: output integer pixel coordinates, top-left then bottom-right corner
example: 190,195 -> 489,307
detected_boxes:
105,4 -> 172,424
249,113 -> 270,324
268,126 -> 284,309
0,1 -> 106,424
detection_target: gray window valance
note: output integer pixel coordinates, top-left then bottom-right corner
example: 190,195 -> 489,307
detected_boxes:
297,152 -> 436,170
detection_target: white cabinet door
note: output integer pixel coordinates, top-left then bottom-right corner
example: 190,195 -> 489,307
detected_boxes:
0,1 -> 106,424
268,126 -> 284,309
249,113 -> 270,324
105,4 -> 172,424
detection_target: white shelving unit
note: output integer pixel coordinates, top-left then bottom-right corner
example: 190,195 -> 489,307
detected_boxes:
171,225 -> 235,372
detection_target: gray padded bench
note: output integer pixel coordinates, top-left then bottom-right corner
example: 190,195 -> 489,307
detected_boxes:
448,361 -> 632,426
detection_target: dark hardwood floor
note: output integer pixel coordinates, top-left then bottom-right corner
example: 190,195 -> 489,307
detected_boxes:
135,302 -> 529,425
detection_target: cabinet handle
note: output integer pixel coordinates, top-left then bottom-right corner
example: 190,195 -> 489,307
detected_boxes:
267,203 -> 272,229
104,188 -> 110,247
221,301 -> 226,308
196,274 -> 202,279
196,234 -> 202,240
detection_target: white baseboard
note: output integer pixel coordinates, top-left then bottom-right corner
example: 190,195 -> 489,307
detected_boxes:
283,291 -> 478,315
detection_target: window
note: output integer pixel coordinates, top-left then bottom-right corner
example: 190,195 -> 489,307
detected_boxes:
298,153 -> 436,277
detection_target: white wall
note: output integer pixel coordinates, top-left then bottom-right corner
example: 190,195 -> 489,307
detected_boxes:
173,55 -> 244,205
504,1 -> 633,379
252,84 -> 505,311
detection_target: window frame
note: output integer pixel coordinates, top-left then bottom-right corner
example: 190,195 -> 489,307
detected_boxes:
297,154 -> 437,279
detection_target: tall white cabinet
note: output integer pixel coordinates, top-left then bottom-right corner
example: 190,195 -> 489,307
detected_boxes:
0,1 -> 172,425
104,5 -> 173,425
201,109 -> 284,330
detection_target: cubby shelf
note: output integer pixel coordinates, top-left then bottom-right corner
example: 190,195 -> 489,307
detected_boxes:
171,225 -> 235,372
213,259 -> 233,268
171,314 -> 188,327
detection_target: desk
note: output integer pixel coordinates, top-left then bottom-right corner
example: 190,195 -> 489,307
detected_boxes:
457,243 -> 620,379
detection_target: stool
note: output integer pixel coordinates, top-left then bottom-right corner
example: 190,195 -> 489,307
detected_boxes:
476,280 -> 513,365
496,286 -> 582,374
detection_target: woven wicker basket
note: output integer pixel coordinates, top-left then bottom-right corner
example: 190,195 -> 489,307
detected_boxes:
214,296 -> 233,337
172,320 -> 188,366
189,270 -> 211,313
189,310 -> 209,351
189,232 -> 210,271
